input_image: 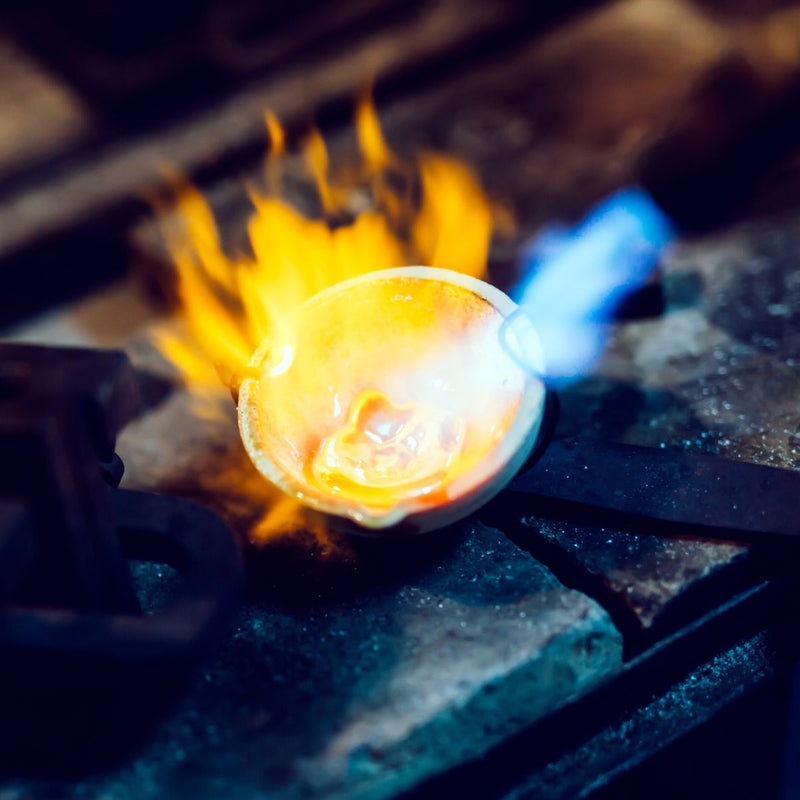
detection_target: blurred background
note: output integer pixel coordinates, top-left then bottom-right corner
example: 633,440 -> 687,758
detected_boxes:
3,0 -> 800,329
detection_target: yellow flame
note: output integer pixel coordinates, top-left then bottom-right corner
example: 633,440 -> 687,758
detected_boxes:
304,126 -> 341,214
264,111 -> 285,195
413,154 -> 492,277
356,89 -> 392,172
264,111 -> 285,159
158,94 -> 497,539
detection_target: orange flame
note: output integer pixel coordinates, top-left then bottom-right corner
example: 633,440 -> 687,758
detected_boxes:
156,94 -> 498,540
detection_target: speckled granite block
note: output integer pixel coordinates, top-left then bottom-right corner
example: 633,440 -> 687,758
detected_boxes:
509,515 -> 750,650
18,521 -> 621,800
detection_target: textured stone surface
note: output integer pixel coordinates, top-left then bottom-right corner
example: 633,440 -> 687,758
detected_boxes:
509,516 -> 750,650
500,631 -> 778,800
4,521 -> 621,800
603,221 -> 800,469
108,359 -> 630,799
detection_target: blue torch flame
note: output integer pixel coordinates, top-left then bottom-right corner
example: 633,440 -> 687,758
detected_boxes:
504,187 -> 674,384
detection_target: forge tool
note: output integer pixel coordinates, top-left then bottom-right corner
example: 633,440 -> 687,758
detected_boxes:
487,428 -> 800,549
0,343 -> 243,775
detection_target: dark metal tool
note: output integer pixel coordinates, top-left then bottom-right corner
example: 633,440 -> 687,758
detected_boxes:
0,343 -> 243,774
0,488 -> 243,775
0,343 -> 141,611
498,434 -> 800,546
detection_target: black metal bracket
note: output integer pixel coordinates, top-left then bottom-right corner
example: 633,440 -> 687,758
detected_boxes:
501,434 -> 800,546
0,488 -> 243,775
0,343 -> 244,774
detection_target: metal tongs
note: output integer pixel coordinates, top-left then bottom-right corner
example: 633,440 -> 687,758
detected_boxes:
501,389 -> 800,547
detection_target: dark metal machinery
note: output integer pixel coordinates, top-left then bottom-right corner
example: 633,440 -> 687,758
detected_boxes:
0,343 -> 243,774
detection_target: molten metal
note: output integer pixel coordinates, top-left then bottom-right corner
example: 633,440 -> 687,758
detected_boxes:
310,389 -> 467,507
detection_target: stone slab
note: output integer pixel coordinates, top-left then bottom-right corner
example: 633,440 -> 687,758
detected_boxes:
502,513 -> 750,651
4,520 -> 622,800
